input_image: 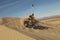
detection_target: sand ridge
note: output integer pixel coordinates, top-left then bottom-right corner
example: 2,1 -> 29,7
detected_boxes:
0,17 -> 60,40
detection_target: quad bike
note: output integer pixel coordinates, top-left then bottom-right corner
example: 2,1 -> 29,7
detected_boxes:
24,19 -> 49,30
24,19 -> 39,29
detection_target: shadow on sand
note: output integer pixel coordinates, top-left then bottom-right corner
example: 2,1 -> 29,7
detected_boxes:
33,25 -> 48,30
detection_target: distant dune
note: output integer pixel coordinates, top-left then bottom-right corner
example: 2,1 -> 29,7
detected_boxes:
2,17 -> 25,29
0,16 -> 60,40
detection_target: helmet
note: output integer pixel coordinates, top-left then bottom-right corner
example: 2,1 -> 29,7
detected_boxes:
32,13 -> 34,16
29,13 -> 34,18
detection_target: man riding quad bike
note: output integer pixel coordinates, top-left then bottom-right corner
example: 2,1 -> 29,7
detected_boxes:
24,14 -> 38,28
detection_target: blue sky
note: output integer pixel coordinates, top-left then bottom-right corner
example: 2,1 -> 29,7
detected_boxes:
0,0 -> 60,18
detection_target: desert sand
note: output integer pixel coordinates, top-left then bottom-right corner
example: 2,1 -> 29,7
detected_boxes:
0,25 -> 35,40
0,16 -> 60,40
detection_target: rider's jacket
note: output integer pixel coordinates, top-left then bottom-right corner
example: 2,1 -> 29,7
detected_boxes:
24,18 -> 31,22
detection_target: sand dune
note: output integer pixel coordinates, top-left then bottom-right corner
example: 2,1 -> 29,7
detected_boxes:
0,16 -> 60,40
0,25 -> 35,40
